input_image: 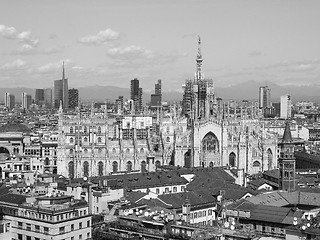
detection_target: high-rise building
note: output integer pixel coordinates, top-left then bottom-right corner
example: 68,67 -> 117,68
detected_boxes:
68,88 -> 79,109
280,94 -> 291,119
115,96 -> 124,114
22,92 -> 32,110
259,86 -> 271,109
5,94 -> 15,110
278,121 -> 296,192
151,79 -> 162,109
54,62 -> 68,109
35,89 -> 45,105
44,88 -> 52,108
130,78 -> 142,113
4,92 -> 10,107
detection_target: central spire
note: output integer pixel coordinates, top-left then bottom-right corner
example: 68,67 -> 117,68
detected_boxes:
195,35 -> 203,82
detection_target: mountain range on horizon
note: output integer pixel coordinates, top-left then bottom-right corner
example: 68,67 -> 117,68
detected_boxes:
1,81 -> 319,103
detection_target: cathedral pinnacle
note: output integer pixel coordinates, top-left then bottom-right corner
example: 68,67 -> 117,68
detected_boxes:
195,35 -> 203,82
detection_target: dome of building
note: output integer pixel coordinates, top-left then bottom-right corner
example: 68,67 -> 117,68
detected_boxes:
0,122 -> 31,133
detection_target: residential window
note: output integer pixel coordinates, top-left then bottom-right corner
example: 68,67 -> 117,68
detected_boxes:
71,237 -> 74,240
194,212 -> 197,218
18,222 -> 22,228
71,224 -> 74,231
165,187 -> 169,193
44,227 -> 49,234
59,226 -> 65,234
199,212 -> 202,218
208,209 -> 212,216
203,210 -> 206,217
79,222 -> 82,229
181,186 -> 185,192
173,187 -> 177,192
156,188 -> 160,194
87,232 -> 90,238
26,223 -> 31,230
79,234 -> 82,240
87,220 -> 90,227
18,234 -> 22,240
35,225 -> 40,232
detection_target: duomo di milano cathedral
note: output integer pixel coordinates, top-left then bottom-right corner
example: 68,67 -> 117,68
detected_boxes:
57,37 -> 278,180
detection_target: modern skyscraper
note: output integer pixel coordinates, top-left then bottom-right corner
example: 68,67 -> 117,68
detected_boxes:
44,88 -> 53,108
259,86 -> 271,109
151,79 -> 162,109
4,92 -> 10,107
5,94 -> 15,110
130,78 -> 142,113
54,62 -> 69,109
22,92 -> 32,110
35,89 -> 45,105
68,88 -> 79,109
280,94 -> 292,119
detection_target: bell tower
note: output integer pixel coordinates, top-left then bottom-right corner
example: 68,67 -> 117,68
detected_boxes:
278,121 -> 296,192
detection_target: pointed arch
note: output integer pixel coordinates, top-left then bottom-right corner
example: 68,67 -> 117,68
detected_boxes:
184,149 -> 192,168
229,152 -> 236,167
68,161 -> 74,179
127,161 -> 132,172
83,161 -> 89,177
98,161 -> 103,176
202,132 -> 219,153
267,148 -> 273,170
112,161 -> 118,173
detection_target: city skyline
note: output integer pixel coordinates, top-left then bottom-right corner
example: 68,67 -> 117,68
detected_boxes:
0,0 -> 320,92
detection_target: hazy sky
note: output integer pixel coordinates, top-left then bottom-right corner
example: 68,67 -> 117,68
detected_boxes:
0,0 -> 320,91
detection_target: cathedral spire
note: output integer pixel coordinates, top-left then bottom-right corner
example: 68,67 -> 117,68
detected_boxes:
195,35 -> 203,82
282,121 -> 292,144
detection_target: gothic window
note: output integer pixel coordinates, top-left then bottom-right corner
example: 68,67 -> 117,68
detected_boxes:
84,137 -> 88,142
98,137 -> 102,143
98,126 -> 101,134
141,161 -> 147,173
68,161 -> 74,179
70,137 -> 74,143
126,148 -> 130,153
166,137 -> 170,143
112,148 -> 116,153
98,161 -> 103,176
70,127 -> 73,133
140,148 -> 144,153
127,161 -> 132,172
201,132 -> 219,153
166,127 -> 170,134
83,161 -> 89,177
209,162 -> 214,167
70,149 -> 73,154
229,152 -> 236,167
84,127 -> 87,133
84,148 -> 88,153
112,161 -> 118,173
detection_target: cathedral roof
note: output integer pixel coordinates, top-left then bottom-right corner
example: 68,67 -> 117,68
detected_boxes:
282,121 -> 292,144
0,122 -> 31,133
